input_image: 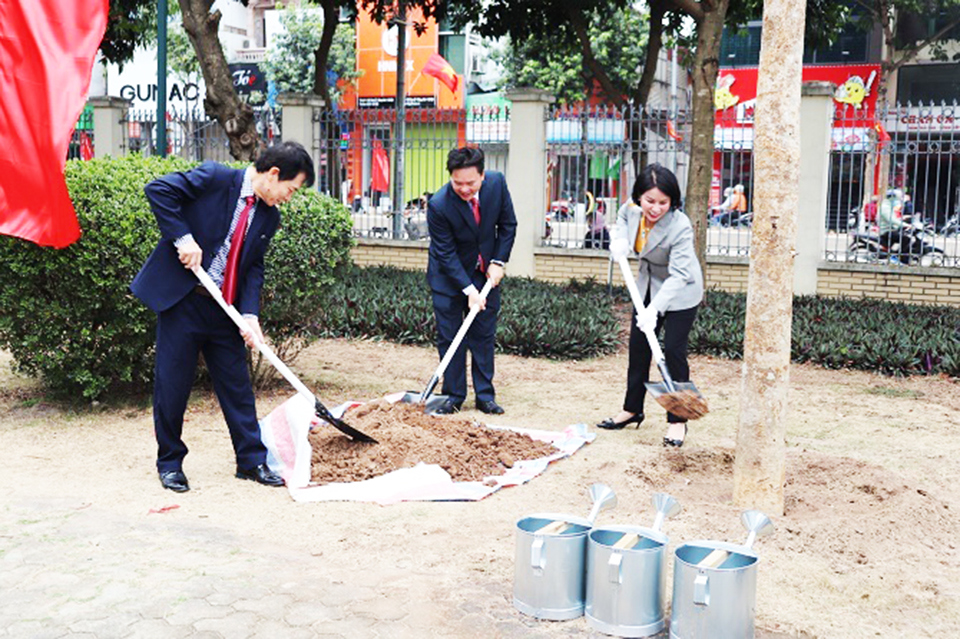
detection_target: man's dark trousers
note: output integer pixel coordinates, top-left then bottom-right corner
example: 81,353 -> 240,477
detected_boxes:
432,273 -> 501,404
154,291 -> 266,474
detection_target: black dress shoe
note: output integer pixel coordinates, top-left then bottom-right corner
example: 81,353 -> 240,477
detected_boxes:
476,399 -> 504,415
434,398 -> 463,415
159,470 -> 189,492
236,463 -> 285,487
596,413 -> 644,430
663,423 -> 688,448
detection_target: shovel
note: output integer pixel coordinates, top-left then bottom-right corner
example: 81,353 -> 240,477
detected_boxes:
400,279 -> 494,413
192,267 -> 377,444
616,255 -> 708,421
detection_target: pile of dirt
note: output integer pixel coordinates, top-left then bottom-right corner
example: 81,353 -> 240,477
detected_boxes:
626,447 -> 959,578
308,400 -> 557,485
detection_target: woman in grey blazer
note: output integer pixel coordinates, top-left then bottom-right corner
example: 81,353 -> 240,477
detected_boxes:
597,164 -> 704,446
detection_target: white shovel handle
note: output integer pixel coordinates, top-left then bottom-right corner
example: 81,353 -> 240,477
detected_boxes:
431,278 -> 494,383
616,256 -> 666,363
192,267 -> 316,404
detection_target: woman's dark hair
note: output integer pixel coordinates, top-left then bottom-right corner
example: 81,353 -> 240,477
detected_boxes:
255,141 -> 316,187
446,146 -> 485,174
632,163 -> 681,209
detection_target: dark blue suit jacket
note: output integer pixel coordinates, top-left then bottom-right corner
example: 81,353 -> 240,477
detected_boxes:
131,162 -> 280,316
426,170 -> 517,296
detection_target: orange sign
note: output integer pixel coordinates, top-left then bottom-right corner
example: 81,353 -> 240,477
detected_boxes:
355,9 -> 462,108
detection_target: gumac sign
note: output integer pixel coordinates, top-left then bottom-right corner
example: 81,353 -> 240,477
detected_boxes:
118,82 -> 201,104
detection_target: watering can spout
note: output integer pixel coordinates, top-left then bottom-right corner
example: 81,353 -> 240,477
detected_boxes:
650,493 -> 681,531
586,483 -> 617,523
741,510 -> 775,549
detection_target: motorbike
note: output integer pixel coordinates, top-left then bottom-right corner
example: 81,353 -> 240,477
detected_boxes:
848,216 -> 945,266
940,214 -> 960,237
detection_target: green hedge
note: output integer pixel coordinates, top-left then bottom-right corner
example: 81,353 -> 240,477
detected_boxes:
315,266 -> 622,360
688,290 -> 960,377
0,155 -> 353,400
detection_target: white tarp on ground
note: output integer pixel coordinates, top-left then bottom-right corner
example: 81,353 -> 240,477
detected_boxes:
259,392 -> 595,505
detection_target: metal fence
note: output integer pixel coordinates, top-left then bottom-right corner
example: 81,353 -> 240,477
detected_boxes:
542,104 -> 690,250
67,107 -> 94,160
825,101 -> 960,268
121,107 -> 281,162
312,105 -> 510,240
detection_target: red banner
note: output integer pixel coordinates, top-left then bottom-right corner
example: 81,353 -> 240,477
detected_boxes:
371,140 -> 390,193
0,0 -> 108,248
714,64 -> 882,128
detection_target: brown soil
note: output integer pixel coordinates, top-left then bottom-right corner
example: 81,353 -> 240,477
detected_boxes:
307,400 -> 557,484
3,338 -> 959,637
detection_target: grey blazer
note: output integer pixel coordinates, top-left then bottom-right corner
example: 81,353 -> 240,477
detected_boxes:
611,202 -> 704,313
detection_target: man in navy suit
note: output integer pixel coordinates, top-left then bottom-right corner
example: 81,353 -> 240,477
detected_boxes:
131,142 -> 315,492
426,147 -> 517,415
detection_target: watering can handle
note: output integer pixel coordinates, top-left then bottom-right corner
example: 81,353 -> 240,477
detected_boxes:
530,537 -> 545,570
607,552 -> 623,584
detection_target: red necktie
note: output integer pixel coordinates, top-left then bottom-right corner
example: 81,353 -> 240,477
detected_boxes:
471,197 -> 484,272
221,196 -> 255,305
470,197 -> 481,225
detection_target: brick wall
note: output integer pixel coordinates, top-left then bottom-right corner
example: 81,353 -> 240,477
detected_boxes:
351,241 -> 960,307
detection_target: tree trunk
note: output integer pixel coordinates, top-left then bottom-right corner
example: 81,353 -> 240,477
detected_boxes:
630,2 -> 667,173
314,0 -> 340,198
684,1 -> 730,277
313,0 -> 340,104
179,0 -> 261,161
732,0 -> 807,516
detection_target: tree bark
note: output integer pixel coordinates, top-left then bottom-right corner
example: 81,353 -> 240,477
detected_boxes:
732,0 -> 807,516
683,0 -> 730,277
565,6 -> 626,107
312,0 -> 340,104
179,0 -> 261,161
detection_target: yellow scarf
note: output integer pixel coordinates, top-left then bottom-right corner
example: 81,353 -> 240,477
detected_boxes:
634,216 -> 650,254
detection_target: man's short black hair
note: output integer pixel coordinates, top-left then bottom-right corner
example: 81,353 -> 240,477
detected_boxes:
632,162 -> 682,210
255,141 -> 315,187
446,146 -> 485,174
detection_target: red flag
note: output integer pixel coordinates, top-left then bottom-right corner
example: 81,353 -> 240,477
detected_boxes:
874,121 -> 891,143
79,132 -> 94,161
371,140 -> 390,192
666,120 -> 683,141
0,0 -> 108,248
422,52 -> 460,95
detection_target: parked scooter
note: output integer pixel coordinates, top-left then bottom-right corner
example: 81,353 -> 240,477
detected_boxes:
940,214 -> 960,237
849,216 -> 945,266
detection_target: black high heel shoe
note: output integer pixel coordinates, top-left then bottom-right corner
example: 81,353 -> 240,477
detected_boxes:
663,423 -> 688,447
597,413 -> 644,430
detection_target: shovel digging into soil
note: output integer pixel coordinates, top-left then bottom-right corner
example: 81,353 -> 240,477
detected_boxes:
193,267 -> 377,443
399,279 -> 495,414
616,256 -> 708,421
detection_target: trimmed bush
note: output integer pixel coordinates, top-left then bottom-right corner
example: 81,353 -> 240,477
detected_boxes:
688,290 -> 960,377
0,155 -> 353,400
315,266 -> 622,360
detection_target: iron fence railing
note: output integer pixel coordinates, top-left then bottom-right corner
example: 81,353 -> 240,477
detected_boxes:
543,104 -> 691,250
825,101 -> 960,268
312,106 -> 509,240
121,107 -> 281,162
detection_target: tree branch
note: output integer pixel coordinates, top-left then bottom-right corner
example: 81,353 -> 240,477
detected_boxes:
562,4 -> 625,106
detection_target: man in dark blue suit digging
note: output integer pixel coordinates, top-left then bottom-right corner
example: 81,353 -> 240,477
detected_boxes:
131,142 -> 314,492
426,147 -> 517,415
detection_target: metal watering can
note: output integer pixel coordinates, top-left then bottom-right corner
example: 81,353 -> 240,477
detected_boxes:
670,510 -> 776,639
585,493 -> 682,637
513,483 -> 617,620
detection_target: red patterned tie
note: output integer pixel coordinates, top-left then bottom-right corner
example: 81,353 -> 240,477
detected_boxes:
470,197 -> 481,225
471,197 -> 484,272
221,196 -> 255,305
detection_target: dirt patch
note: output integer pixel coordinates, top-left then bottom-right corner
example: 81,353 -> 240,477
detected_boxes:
625,446 -> 960,625
308,400 -> 557,484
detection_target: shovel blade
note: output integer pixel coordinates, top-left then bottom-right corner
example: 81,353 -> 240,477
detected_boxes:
398,391 -> 453,415
645,381 -> 709,421
644,381 -> 701,398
